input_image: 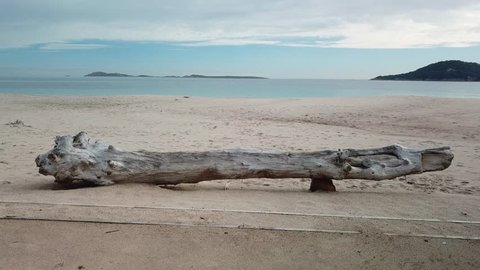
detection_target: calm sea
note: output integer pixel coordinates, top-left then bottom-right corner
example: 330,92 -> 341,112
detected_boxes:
0,77 -> 479,98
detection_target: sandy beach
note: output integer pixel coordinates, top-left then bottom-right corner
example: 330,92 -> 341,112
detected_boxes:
1,94 -> 479,269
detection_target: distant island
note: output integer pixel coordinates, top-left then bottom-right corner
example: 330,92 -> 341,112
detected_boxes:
164,74 -> 267,79
85,72 -> 153,77
85,72 -> 267,79
372,60 -> 480,81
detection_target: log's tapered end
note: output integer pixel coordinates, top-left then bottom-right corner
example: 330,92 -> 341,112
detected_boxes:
421,149 -> 454,172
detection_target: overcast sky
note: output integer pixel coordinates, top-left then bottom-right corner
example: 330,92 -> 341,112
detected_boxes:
1,0 -> 480,78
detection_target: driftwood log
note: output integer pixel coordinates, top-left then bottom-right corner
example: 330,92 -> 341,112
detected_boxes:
35,132 -> 453,191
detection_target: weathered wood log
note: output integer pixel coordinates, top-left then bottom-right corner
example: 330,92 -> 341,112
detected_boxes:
35,132 -> 453,191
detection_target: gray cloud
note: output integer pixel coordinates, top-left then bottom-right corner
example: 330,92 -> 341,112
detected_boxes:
1,0 -> 479,49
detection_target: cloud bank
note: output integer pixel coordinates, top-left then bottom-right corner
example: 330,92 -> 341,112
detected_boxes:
1,0 -> 480,49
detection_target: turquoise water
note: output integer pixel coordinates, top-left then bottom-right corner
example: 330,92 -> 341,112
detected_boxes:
0,77 -> 479,98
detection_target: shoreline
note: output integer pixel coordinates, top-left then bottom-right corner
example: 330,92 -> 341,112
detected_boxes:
2,77 -> 480,99
1,92 -> 479,100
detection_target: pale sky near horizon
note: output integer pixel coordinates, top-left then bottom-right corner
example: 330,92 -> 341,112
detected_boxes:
1,0 -> 480,79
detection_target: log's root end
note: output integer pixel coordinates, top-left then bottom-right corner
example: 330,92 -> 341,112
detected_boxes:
310,178 -> 336,192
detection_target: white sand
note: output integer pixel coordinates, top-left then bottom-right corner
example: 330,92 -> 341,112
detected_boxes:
1,94 -> 479,194
1,94 -> 479,269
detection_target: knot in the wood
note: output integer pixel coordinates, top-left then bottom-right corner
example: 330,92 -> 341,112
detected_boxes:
72,131 -> 90,149
342,163 -> 352,173
335,149 -> 349,165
